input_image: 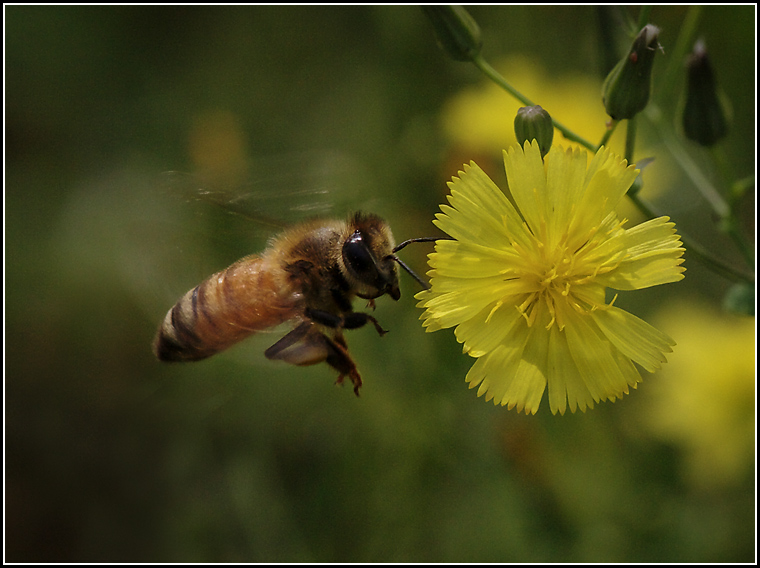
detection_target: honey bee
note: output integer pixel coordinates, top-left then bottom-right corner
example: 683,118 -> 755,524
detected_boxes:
153,212 -> 430,395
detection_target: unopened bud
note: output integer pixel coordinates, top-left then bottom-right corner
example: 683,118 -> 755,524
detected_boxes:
602,24 -> 661,120
422,6 -> 482,62
682,40 -> 729,146
514,106 -> 554,157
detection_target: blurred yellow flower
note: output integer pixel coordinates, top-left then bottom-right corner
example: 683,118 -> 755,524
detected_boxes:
640,302 -> 755,489
416,141 -> 686,414
441,55 -> 616,157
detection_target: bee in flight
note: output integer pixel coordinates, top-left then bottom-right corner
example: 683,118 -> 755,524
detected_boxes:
153,212 -> 431,396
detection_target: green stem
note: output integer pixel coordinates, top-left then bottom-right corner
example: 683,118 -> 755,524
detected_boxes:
471,54 -> 597,152
597,120 -> 619,150
636,6 -> 653,29
656,6 -> 703,105
711,146 -> 755,270
468,39 -> 753,285
624,116 -> 637,163
647,106 -> 730,217
628,192 -> 754,283
640,107 -> 754,283
725,223 -> 756,272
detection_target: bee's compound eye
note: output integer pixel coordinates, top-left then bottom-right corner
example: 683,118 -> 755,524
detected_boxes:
342,231 -> 378,282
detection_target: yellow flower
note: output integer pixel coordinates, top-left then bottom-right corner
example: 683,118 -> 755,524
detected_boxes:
416,141 -> 686,414
639,302 -> 755,489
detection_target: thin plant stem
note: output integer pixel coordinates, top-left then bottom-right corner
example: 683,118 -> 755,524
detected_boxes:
711,146 -> 755,271
624,116 -> 637,163
468,45 -> 753,285
656,6 -> 703,105
471,54 -> 597,152
647,106 -> 730,217
636,6 -> 653,29
597,120 -> 619,150
628,192 -> 754,283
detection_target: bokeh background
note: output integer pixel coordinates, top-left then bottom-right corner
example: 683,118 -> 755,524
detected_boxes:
5,5 -> 755,562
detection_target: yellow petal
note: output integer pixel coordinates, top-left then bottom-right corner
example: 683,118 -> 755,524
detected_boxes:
466,341 -> 525,398
503,140 -> 546,236
544,145 -> 588,247
427,239 -> 519,279
601,217 -> 686,290
569,147 -> 639,237
563,311 -> 639,402
455,303 -> 523,357
546,324 -> 595,414
503,323 -> 549,413
438,162 -> 522,244
590,306 -> 674,373
417,275 -> 513,329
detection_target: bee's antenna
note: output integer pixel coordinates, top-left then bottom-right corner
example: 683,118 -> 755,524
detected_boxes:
390,236 -> 453,291
392,237 -> 443,254
390,254 -> 430,291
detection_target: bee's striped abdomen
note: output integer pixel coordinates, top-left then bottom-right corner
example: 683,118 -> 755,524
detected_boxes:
153,255 -> 298,362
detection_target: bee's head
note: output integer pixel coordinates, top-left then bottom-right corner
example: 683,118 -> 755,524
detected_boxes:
342,213 -> 401,301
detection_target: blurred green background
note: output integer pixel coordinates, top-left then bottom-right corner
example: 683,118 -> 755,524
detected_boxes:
5,6 -> 755,562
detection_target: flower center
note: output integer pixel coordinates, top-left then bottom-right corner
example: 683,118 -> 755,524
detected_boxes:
513,220 -> 625,330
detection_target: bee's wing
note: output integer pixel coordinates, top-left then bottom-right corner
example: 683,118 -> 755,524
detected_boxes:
105,149 -> 364,325
159,148 -> 368,236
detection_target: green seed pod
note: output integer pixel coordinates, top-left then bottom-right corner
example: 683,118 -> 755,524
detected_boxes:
514,106 -> 554,158
602,24 -> 661,120
682,40 -> 729,146
422,6 -> 482,62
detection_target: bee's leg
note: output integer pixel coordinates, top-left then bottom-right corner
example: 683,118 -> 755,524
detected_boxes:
323,335 -> 363,397
265,322 -> 362,396
343,312 -> 388,336
305,308 -> 388,336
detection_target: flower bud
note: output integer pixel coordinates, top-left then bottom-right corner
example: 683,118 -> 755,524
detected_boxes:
682,40 -> 729,146
514,106 -> 554,157
422,6 -> 482,62
602,24 -> 661,120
